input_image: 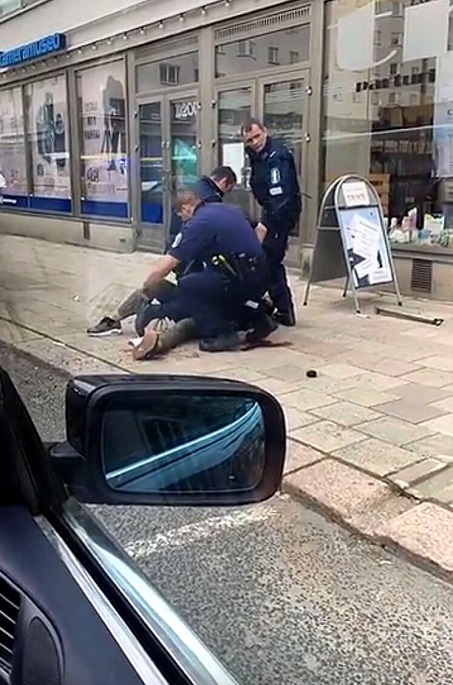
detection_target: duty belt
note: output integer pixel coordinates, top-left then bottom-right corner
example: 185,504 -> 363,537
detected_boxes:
210,253 -> 265,282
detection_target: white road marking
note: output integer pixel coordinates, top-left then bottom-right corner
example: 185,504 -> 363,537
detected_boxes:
125,506 -> 276,559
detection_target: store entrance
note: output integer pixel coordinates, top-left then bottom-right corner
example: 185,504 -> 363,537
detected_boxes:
136,91 -> 200,251
215,71 -> 310,263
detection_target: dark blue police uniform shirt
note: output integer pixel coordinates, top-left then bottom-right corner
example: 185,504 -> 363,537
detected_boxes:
247,136 -> 301,227
168,176 -> 224,241
169,203 -> 263,267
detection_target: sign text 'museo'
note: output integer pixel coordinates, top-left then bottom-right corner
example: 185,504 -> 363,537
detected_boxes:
0,33 -> 67,69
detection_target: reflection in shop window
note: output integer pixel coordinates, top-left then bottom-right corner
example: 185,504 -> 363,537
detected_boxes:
25,75 -> 71,212
237,40 -> 256,58
263,80 -> 304,237
0,86 -> 27,207
160,64 -> 180,86
0,0 -> 20,17
215,26 -> 310,77
268,47 -> 279,65
77,61 -> 128,219
136,53 -> 199,92
217,89 -> 251,212
322,0 -> 453,251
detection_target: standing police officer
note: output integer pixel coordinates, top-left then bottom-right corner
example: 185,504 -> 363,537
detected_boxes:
241,118 -> 301,327
139,189 -> 268,353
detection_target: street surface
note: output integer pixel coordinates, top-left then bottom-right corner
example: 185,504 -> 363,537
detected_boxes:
2,343 -> 453,685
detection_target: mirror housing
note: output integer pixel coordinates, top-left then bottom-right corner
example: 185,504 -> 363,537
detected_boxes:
51,374 -> 286,507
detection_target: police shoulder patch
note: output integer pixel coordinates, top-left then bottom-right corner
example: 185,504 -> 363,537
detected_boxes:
270,167 -> 281,185
171,232 -> 183,248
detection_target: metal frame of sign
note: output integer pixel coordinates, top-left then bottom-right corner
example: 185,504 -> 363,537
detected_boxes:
303,174 -> 403,315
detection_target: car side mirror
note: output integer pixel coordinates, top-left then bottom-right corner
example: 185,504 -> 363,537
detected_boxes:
50,374 -> 286,507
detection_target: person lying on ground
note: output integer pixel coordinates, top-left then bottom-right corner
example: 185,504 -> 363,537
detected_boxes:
130,188 -> 278,358
87,165 -> 267,337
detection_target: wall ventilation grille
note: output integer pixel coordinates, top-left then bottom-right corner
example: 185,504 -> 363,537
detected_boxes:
214,6 -> 311,42
410,258 -> 433,293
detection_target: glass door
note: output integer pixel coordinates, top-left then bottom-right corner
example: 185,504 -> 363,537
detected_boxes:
259,72 -> 310,259
137,99 -> 166,250
215,86 -> 255,218
137,92 -> 200,250
168,94 -> 200,195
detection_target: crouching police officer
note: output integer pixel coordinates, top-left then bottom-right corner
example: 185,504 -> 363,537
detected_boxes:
140,189 -> 269,353
241,118 -> 301,327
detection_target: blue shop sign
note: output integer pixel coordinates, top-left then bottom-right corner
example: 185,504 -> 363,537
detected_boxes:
0,33 -> 67,69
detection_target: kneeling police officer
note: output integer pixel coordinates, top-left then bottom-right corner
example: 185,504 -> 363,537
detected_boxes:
140,189 -> 269,353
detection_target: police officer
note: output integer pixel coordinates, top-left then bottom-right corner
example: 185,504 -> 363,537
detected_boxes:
87,167 -> 237,337
241,118 -> 301,327
139,189 -> 268,353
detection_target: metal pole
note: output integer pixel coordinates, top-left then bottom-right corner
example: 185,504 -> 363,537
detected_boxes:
364,176 -> 404,307
342,275 -> 349,298
303,178 -> 340,307
334,177 -> 362,315
375,306 -> 443,326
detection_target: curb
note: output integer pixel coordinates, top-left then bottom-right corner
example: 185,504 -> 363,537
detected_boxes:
2,328 -> 453,585
282,444 -> 453,584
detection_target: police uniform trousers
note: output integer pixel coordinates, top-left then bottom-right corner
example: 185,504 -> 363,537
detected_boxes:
177,268 -> 266,341
262,227 -> 294,314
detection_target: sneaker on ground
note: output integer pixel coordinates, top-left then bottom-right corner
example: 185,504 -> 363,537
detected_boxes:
87,316 -> 122,337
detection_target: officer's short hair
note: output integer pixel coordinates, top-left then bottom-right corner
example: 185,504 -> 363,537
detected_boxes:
173,188 -> 200,213
210,166 -> 237,186
240,117 -> 265,135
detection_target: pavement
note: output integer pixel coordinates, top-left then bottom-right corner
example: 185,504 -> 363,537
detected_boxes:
3,234 -> 453,579
3,345 -> 453,685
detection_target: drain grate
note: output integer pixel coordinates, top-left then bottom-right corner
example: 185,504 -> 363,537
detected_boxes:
410,258 -> 432,293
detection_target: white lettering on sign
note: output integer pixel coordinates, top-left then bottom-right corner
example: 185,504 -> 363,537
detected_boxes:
174,101 -> 198,120
342,181 -> 370,208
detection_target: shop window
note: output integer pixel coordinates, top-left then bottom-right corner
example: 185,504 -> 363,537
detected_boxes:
322,0 -> 453,252
136,52 -> 199,92
76,61 -> 128,219
25,74 -> 71,213
0,86 -> 28,207
215,25 -> 310,77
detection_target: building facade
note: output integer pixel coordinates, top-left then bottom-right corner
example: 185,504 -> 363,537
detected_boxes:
0,0 -> 451,299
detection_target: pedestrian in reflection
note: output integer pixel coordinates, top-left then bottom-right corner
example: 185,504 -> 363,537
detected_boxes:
241,118 -> 301,327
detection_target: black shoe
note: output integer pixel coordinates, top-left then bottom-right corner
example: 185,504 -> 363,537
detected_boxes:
199,332 -> 241,353
246,314 -> 278,344
273,308 -> 296,327
87,316 -> 122,337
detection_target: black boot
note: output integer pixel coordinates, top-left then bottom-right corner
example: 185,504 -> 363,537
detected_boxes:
246,313 -> 278,344
199,332 -> 241,352
273,305 -> 296,327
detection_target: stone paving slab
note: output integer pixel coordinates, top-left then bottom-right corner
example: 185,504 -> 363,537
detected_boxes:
4,234 -> 453,579
332,438 -> 422,477
376,503 -> 453,578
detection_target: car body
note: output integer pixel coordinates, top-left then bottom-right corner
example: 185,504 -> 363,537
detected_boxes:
0,368 -> 286,685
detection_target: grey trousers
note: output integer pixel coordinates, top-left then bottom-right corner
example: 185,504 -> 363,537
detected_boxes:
117,279 -> 177,320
